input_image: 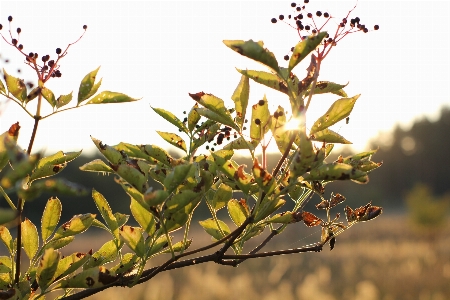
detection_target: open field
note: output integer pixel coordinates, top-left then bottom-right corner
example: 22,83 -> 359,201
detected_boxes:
53,214 -> 450,300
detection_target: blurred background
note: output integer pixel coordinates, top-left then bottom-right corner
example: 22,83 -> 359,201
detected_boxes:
1,1 -> 450,299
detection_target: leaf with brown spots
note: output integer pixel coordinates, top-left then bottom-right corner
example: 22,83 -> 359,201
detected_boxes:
3,68 -> 27,102
36,248 -> 60,291
156,131 -> 187,152
231,74 -> 249,130
223,39 -> 279,72
310,94 -> 360,135
288,32 -> 327,73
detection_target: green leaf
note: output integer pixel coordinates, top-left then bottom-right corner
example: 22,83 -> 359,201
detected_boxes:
223,40 -> 279,72
222,137 -> 256,151
147,235 -> 170,256
113,159 -> 149,192
79,159 -> 114,173
161,239 -> 192,254
36,248 -> 60,291
303,163 -> 366,181
195,107 -> 238,130
311,128 -> 352,144
114,212 -> 129,228
78,66 -> 100,104
56,91 -> 73,108
250,96 -> 271,142
189,92 -> 234,123
209,183 -> 232,211
265,211 -> 302,224
43,236 -> 75,251
305,81 -> 348,97
187,103 -> 201,132
163,164 -> 194,194
270,106 -> 291,153
110,253 -> 137,275
41,197 -> 62,242
0,226 -> 14,255
165,190 -> 201,214
84,240 -> 120,269
151,107 -> 188,134
58,266 -> 117,289
21,218 -> 39,260
26,87 -> 40,103
310,94 -> 360,135
163,198 -> 201,233
227,199 -> 249,227
113,142 -> 149,160
119,226 -> 145,258
254,197 -> 286,222
140,144 -> 174,167
130,197 -> 156,236
83,78 -> 102,101
238,69 -> 287,94
288,32 -> 327,73
199,219 -> 231,241
41,87 -> 56,107
18,178 -> 88,201
92,190 -> 119,240
156,131 -> 187,152
29,150 -> 82,183
342,149 -> 378,164
231,74 -> 250,130
54,252 -> 90,282
53,213 -> 96,240
86,91 -> 140,104
3,68 -> 27,102
91,136 -> 126,165
144,189 -> 169,207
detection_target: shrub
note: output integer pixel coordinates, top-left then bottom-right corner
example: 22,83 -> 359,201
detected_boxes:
0,2 -> 382,299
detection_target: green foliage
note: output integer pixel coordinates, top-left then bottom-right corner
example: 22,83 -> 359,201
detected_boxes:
405,183 -> 450,231
0,5 -> 384,300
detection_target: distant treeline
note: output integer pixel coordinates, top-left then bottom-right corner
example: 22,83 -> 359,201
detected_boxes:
2,107 -> 449,224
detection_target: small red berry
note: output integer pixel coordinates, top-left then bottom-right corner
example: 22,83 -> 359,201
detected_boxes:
291,2 -> 296,7
279,15 -> 284,20
56,48 -> 62,54
324,12 -> 329,18
8,16 -> 13,22
271,18 -> 277,23
374,25 -> 379,30
284,55 -> 289,60
307,13 -> 312,18
16,28 -> 21,34
83,25 -> 87,30
316,11 -> 322,17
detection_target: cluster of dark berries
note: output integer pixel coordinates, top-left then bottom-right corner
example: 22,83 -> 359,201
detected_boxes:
1,15 -> 88,82
271,2 -> 379,61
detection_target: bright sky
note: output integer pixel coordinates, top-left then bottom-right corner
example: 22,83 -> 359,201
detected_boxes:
0,1 -> 449,157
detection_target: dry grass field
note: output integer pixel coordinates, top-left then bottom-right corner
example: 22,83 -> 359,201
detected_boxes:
53,213 -> 450,300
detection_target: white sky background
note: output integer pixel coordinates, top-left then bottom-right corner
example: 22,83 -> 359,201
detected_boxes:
0,1 -> 449,156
